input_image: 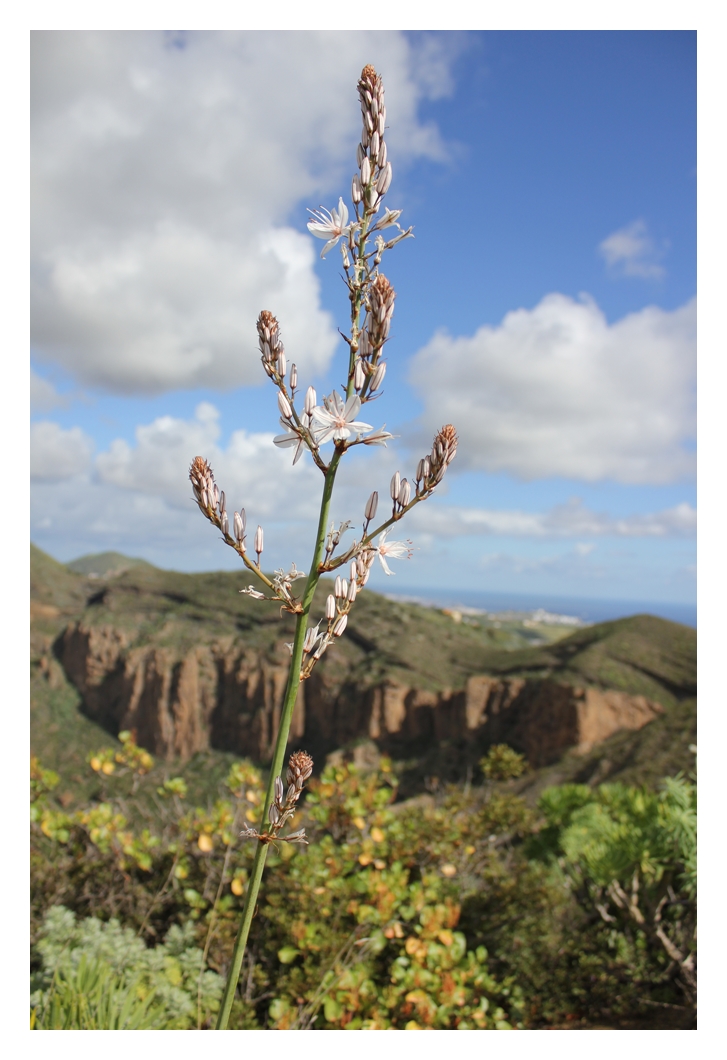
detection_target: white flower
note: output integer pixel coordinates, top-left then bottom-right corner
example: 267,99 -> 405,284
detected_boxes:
375,529 -> 413,576
307,198 -> 353,257
310,392 -> 373,445
273,419 -> 306,464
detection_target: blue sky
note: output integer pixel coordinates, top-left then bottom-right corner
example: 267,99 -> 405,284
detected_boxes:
30,30 -> 696,609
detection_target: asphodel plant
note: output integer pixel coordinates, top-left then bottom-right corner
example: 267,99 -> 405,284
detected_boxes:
190,64 -> 458,1029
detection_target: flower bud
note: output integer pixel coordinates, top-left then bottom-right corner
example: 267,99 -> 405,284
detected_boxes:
354,359 -> 365,391
347,579 -> 357,602
305,386 -> 317,415
357,143 -> 365,166
398,478 -> 411,508
254,526 -> 264,555
390,471 -> 400,501
234,511 -> 244,542
341,579 -> 348,599
278,391 -> 292,419
361,155 -> 371,185
370,130 -> 380,162
364,490 -> 378,523
277,350 -> 286,377
274,775 -> 284,804
333,613 -> 348,637
377,162 -> 392,196
352,173 -> 362,204
350,560 -> 358,583
221,511 -> 229,536
335,576 -> 343,598
290,363 -> 297,390
219,490 -> 226,514
326,594 -> 336,620
378,140 -> 387,167
370,362 -> 386,391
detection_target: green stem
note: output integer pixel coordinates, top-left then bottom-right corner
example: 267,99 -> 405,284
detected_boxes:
215,449 -> 343,1030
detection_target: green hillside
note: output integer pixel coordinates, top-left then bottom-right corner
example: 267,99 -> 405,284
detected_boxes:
66,551 -> 155,576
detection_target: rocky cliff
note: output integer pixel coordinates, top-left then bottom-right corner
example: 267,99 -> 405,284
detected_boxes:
55,618 -> 664,767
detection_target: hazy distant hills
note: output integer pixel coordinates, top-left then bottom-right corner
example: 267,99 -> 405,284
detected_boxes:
30,545 -> 697,795
65,551 -> 156,577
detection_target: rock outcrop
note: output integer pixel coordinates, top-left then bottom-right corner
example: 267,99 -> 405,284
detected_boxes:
55,621 -> 663,766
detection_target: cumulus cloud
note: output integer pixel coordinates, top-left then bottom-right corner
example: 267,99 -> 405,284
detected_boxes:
95,402 -> 323,521
31,31 -> 456,394
30,421 -> 94,480
30,401 -> 400,569
409,294 -> 696,484
406,497 -> 697,539
599,219 -> 667,279
31,399 -> 696,576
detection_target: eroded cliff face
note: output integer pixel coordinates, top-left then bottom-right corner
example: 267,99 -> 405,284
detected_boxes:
54,621 -> 662,765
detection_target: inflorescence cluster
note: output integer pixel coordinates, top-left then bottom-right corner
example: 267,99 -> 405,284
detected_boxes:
189,61 -> 458,761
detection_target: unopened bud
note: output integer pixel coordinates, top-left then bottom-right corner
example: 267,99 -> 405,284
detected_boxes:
305,386 -> 317,415
347,579 -> 357,602
234,511 -> 244,542
213,484 -> 220,509
370,131 -> 380,162
341,579 -> 348,599
352,173 -> 362,204
290,363 -> 298,390
278,391 -> 292,419
357,143 -> 365,166
390,471 -> 400,501
221,511 -> 229,536
326,594 -> 336,620
370,362 -> 386,391
378,141 -> 387,168
269,803 -> 280,825
377,162 -> 392,196
219,490 -> 226,515
274,775 -> 284,804
361,155 -> 371,185
350,560 -> 358,583
254,526 -> 264,556
398,479 -> 411,508
354,359 -> 365,391
364,490 -> 378,522
333,613 -> 348,637
277,350 -> 286,377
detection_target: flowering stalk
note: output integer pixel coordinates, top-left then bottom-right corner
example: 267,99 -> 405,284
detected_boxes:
192,65 -> 458,1029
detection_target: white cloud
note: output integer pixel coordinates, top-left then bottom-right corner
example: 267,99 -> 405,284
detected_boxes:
30,421 -> 94,480
30,401 -> 400,570
407,497 -> 697,538
409,294 -> 696,485
31,31 -> 456,394
599,219 -> 666,279
95,402 -> 322,522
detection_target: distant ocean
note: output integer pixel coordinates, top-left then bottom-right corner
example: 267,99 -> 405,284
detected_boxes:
384,586 -> 697,629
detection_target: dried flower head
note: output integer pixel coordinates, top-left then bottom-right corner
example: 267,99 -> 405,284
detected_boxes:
287,750 -> 314,788
429,424 -> 459,484
190,456 -> 217,514
257,310 -> 284,377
